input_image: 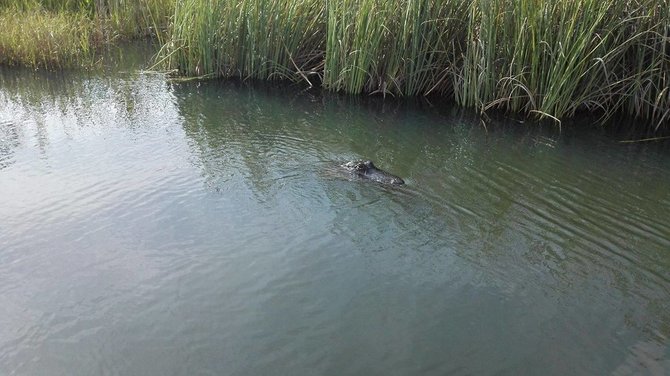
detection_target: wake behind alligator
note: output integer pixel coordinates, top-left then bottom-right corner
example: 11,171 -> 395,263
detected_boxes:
342,160 -> 405,185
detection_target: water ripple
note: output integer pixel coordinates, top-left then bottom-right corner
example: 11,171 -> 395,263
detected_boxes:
1,68 -> 669,375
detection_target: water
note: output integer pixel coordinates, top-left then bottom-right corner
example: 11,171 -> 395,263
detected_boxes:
1,49 -> 669,375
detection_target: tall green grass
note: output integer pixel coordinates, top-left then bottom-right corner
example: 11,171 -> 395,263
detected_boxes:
324,0 -> 469,96
0,8 -> 96,69
163,0 -> 324,81
161,0 -> 668,129
0,0 -> 173,69
0,0 -> 174,37
95,0 -> 174,41
0,0 -> 667,129
457,0 -> 670,129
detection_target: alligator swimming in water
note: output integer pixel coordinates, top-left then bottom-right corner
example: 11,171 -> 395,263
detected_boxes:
342,160 -> 405,185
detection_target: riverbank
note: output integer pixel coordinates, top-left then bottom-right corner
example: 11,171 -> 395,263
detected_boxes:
1,0 -> 668,131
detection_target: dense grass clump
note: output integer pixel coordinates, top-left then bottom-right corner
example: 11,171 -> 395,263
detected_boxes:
163,0 -> 325,81
0,7 -> 95,69
323,0 -> 469,97
0,0 -> 667,129
94,0 -> 174,40
162,0 -> 668,129
457,0 -> 670,130
0,0 -> 173,69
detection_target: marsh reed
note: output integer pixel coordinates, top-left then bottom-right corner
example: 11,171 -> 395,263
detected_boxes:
163,0 -> 325,81
458,0 -> 669,130
0,0 -> 173,69
0,8 -> 95,68
0,0 -> 667,129
162,0 -> 668,129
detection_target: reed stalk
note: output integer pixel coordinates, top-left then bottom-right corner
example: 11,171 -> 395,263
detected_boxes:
0,7 -> 95,69
452,0 -> 669,128
1,0 -> 667,129
165,0 -> 324,80
324,0 -> 468,96
0,0 -> 173,69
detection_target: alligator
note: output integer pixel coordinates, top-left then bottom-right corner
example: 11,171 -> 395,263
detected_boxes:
342,160 -> 405,185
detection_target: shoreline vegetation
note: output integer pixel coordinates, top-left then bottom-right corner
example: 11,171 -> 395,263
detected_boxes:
0,0 -> 668,131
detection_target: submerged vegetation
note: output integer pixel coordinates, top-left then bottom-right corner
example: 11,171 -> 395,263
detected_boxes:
0,0 -> 668,130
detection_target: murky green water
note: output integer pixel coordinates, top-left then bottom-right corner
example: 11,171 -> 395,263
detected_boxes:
1,49 -> 669,375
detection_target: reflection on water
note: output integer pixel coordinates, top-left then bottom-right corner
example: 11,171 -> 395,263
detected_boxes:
0,120 -> 19,170
1,58 -> 669,375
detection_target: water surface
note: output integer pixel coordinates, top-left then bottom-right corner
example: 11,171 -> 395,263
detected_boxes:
1,55 -> 669,375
